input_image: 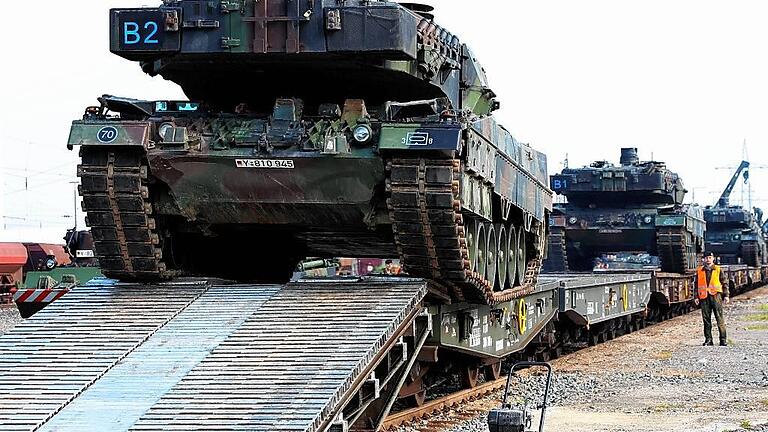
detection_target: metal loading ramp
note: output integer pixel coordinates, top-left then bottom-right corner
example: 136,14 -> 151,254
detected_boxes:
0,278 -> 429,432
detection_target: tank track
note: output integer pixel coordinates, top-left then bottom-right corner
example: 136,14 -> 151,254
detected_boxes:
741,241 -> 760,267
543,226 -> 568,272
385,157 -> 544,304
656,226 -> 693,273
78,147 -> 170,280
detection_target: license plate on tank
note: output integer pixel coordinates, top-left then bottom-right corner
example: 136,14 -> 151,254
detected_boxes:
235,159 -> 295,169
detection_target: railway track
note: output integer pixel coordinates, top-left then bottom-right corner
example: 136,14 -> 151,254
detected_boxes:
382,378 -> 507,430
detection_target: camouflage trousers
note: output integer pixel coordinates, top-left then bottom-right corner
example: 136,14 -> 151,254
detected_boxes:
700,293 -> 727,345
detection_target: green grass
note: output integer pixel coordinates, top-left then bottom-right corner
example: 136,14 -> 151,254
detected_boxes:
727,338 -> 737,346
745,324 -> 768,331
757,304 -> 768,312
745,313 -> 768,322
651,402 -> 683,412
740,420 -> 752,430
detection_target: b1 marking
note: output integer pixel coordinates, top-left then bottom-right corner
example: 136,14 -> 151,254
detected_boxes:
76,250 -> 95,258
235,159 -> 295,169
552,178 -> 568,190
97,126 -> 119,143
402,132 -> 432,146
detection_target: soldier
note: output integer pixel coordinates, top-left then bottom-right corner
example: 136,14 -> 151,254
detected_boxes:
694,251 -> 730,346
384,259 -> 402,275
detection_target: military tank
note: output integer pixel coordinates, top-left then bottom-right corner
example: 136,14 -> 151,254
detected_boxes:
704,161 -> 766,266
67,1 -> 552,304
543,148 -> 705,273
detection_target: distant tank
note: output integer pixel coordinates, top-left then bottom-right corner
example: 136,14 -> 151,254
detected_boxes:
544,148 -> 705,273
67,1 -> 552,304
63,229 -> 98,266
704,161 -> 766,266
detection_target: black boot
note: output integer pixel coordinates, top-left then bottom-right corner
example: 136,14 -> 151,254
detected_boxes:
703,340 -> 713,346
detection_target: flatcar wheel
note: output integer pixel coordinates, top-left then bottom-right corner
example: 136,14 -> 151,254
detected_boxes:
536,351 -> 551,362
484,361 -> 502,381
461,366 -> 480,388
607,329 -> 616,340
588,333 -> 599,346
406,390 -> 427,407
552,346 -> 563,359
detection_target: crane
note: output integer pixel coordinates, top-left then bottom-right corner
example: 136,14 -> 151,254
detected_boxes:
715,160 -> 749,208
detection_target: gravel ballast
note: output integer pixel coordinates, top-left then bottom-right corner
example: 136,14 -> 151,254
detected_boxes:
404,287 -> 768,432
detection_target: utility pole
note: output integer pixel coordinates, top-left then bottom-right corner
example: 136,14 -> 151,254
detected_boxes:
70,181 -> 79,231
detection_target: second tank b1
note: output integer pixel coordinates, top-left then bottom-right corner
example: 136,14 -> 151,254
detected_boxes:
544,148 -> 705,273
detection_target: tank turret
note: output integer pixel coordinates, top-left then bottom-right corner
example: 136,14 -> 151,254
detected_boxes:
551,149 -> 686,208
109,1 -> 498,116
68,0 -> 553,305
544,150 -> 704,273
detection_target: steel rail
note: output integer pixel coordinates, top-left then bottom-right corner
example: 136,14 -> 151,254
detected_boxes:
381,378 -> 506,430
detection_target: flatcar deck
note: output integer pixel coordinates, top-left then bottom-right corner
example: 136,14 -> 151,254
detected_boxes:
0,278 -> 428,432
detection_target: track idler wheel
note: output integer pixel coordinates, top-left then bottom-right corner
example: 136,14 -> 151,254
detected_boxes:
467,219 -> 478,273
515,227 -> 527,286
476,223 -> 487,280
506,225 -> 518,288
495,224 -> 508,291
486,224 -> 498,291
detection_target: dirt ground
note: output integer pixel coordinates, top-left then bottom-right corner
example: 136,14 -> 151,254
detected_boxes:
543,286 -> 768,432
427,287 -> 768,432
0,304 -> 21,335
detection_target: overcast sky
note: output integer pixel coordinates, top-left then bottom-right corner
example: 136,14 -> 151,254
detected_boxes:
1,1 -> 767,243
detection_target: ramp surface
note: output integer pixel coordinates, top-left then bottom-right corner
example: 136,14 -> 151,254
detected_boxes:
0,278 -> 427,432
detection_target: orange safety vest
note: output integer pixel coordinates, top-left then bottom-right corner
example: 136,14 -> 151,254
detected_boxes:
696,265 -> 723,299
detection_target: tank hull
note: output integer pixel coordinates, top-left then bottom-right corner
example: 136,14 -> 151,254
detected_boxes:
544,149 -> 705,273
149,153 -> 385,227
71,99 -> 552,303
704,206 -> 767,266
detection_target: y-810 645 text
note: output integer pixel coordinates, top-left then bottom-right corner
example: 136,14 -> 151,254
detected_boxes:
235,159 -> 295,169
